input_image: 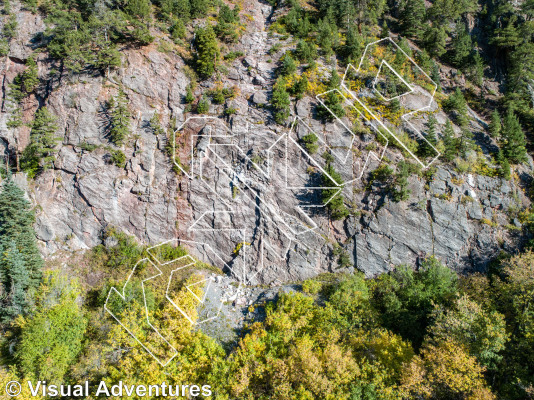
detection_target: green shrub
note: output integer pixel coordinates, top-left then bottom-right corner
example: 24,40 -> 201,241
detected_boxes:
302,279 -> 322,295
185,86 -> 195,104
197,96 -> 210,114
110,149 -> 126,167
322,162 -> 349,220
224,51 -> 244,61
300,133 -> 319,154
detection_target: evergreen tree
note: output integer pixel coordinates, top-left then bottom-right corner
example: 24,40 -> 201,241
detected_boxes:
185,86 -> 194,104
190,0 -> 208,19
21,107 -> 60,175
295,40 -> 317,64
271,77 -> 291,124
416,50 -> 433,74
125,0 -> 152,18
441,120 -> 457,162
317,70 -> 345,121
451,23 -> 472,68
215,4 -> 240,42
281,52 -> 296,76
0,174 -> 43,294
344,25 -> 362,62
322,162 -> 349,220
459,127 -> 475,157
500,157 -> 511,180
446,88 -> 469,128
291,75 -> 308,99
431,61 -> 441,91
194,25 -> 220,78
196,96 -> 210,114
400,0 -> 426,38
470,50 -> 485,86
391,162 -> 411,202
381,20 -> 390,38
109,87 -> 131,146
491,15 -> 521,50
489,110 -> 502,138
21,56 -> 39,94
317,18 -> 334,57
170,19 -> 187,40
428,0 -> 477,25
0,240 -> 30,321
501,108 -> 528,164
418,115 -> 438,158
149,113 -> 164,135
424,25 -> 448,57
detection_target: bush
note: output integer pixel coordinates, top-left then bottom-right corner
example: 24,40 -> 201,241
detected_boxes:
322,162 -> 349,220
110,149 -> 126,167
15,272 -> 87,384
302,279 -> 322,295
197,96 -> 210,114
300,133 -> 319,154
184,86 -> 194,104
211,88 -> 226,104
224,51 -> 244,61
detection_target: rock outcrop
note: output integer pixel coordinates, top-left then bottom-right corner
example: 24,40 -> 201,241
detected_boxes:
0,1 -> 531,284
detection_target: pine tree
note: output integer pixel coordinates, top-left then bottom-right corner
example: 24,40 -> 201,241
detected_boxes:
21,56 -> 39,94
194,25 -> 221,78
0,240 -> 30,321
190,0 -> 209,19
431,61 -> 441,91
328,69 -> 341,89
381,20 -> 390,38
418,115 -> 439,158
317,70 -> 345,121
281,52 -> 296,76
109,87 -> 131,146
295,40 -> 317,65
125,0 -> 151,18
424,25 -> 447,57
21,107 -> 60,175
317,18 -> 334,57
344,25 -> 362,62
501,108 -> 528,164
291,75 -> 308,99
322,162 -> 349,220
452,23 -> 473,68
0,174 -> 43,293
185,86 -> 194,104
391,161 -> 411,202
459,127 -> 475,157
150,113 -> 164,135
400,0 -> 426,38
470,50 -> 485,86
500,157 -> 511,180
489,110 -> 502,138
447,88 -> 469,128
441,120 -> 457,162
271,77 -> 290,124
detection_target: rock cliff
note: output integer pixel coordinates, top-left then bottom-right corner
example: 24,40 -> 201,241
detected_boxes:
0,0 -> 531,284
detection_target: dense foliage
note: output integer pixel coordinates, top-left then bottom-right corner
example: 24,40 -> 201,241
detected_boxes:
0,175 -> 43,322
1,227 -> 532,399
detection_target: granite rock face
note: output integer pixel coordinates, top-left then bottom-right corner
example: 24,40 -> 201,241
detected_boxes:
0,1 -> 531,283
